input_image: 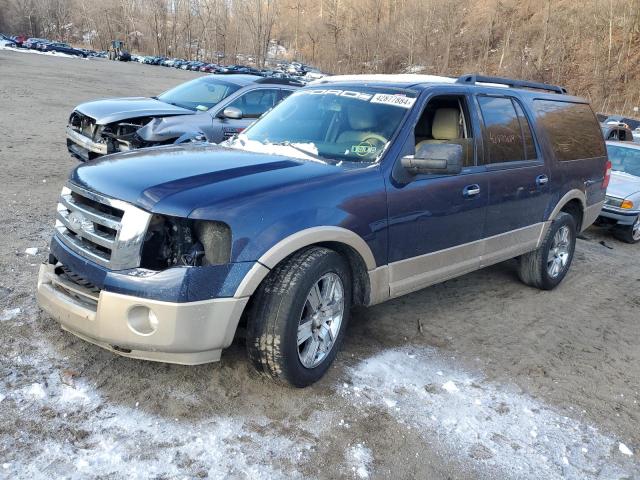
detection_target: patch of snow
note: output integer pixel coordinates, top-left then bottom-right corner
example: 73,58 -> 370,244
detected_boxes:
0,43 -> 86,60
24,247 -> 38,256
59,384 -> 92,404
442,381 -> 458,393
383,398 -> 397,408
348,443 -> 372,479
619,443 -> 633,456
404,65 -> 427,74
0,339 -> 313,478
26,383 -> 46,399
340,347 -> 639,479
0,308 -> 21,321
227,135 -> 324,163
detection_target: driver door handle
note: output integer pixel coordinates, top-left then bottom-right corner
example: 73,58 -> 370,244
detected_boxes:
463,184 -> 481,197
536,174 -> 549,186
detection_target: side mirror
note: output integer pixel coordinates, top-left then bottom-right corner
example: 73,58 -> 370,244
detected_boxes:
222,107 -> 243,120
401,143 -> 463,175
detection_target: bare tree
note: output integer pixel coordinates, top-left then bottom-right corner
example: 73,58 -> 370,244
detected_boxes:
2,0 -> 640,115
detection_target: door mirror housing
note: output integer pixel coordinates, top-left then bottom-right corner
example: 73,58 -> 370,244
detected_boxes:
401,143 -> 463,175
222,107 -> 243,120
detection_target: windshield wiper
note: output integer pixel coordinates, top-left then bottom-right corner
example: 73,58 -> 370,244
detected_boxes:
269,141 -> 333,163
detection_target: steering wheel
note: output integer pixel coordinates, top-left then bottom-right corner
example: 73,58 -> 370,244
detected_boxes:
361,134 -> 387,144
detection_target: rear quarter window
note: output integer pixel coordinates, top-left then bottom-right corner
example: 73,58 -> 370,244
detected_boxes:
532,100 -> 606,161
477,96 -> 537,164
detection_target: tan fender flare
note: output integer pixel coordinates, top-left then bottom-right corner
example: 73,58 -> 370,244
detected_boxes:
234,226 -> 377,298
539,189 -> 587,243
548,189 -> 586,223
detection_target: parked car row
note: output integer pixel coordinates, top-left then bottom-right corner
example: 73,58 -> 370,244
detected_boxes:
2,32 -> 326,83
2,34 -> 106,58
39,73 -> 619,387
129,54 -> 325,83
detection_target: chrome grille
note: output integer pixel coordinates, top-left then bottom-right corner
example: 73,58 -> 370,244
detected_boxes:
55,183 -> 152,269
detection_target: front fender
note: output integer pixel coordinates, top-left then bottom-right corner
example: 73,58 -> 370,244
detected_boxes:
188,166 -> 389,269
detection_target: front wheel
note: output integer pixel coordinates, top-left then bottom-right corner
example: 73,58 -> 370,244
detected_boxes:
246,247 -> 351,387
613,215 -> 640,244
517,212 -> 577,290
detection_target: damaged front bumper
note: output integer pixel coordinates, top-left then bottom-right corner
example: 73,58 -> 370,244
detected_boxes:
37,263 -> 249,364
66,126 -> 108,161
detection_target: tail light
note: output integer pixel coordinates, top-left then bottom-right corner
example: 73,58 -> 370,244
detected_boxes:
603,160 -> 612,189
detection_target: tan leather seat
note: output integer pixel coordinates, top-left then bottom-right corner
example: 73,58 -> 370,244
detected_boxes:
416,108 -> 461,150
337,105 -> 383,143
415,108 -> 473,166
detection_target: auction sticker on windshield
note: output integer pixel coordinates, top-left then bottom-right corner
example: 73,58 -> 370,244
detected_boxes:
370,93 -> 416,108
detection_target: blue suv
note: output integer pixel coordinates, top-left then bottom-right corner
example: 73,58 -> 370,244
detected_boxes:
38,74 -> 610,387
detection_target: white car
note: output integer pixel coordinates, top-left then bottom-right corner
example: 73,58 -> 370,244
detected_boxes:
598,141 -> 640,242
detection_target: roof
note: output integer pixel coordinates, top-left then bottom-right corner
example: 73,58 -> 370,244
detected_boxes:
205,74 -> 263,86
311,74 -> 457,88
312,73 -> 572,95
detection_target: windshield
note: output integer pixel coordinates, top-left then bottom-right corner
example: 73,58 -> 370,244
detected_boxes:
233,86 -> 417,163
607,144 -> 640,177
156,77 -> 241,111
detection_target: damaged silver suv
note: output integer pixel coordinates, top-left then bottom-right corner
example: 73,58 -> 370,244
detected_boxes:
66,74 -> 301,161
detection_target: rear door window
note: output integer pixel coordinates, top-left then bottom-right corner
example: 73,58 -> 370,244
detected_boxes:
532,100 -> 606,160
477,96 -> 536,164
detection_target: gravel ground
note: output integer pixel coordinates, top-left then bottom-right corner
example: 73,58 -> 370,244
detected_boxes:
0,48 -> 638,479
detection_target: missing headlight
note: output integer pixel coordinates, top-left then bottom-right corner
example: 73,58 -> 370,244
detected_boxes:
140,215 -> 231,270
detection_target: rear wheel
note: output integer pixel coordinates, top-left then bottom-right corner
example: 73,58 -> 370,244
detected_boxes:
613,215 -> 640,244
517,212 -> 576,290
246,247 -> 351,387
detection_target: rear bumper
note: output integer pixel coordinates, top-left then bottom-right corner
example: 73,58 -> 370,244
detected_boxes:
598,206 -> 639,226
37,263 -> 248,364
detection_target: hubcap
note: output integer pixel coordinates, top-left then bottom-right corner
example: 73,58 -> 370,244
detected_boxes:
297,272 -> 345,369
547,225 -> 571,278
632,216 -> 640,241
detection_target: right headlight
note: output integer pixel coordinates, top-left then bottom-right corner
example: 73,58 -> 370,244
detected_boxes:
140,215 -> 231,270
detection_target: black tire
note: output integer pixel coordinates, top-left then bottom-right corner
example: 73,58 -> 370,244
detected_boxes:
613,215 -> 640,244
517,212 -> 577,290
246,247 -> 352,387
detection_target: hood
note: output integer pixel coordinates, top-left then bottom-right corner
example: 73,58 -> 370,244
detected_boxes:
70,144 -> 340,217
607,170 -> 640,199
136,114 -> 208,142
75,97 -> 194,125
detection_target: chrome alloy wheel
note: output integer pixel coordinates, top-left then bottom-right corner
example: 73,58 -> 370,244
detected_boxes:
297,272 -> 345,369
632,216 -> 640,241
547,225 -> 571,278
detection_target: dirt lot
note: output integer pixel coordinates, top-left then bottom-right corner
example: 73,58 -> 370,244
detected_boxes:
0,49 -> 639,479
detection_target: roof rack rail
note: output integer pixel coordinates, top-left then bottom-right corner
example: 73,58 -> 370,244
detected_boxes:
456,74 -> 567,94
